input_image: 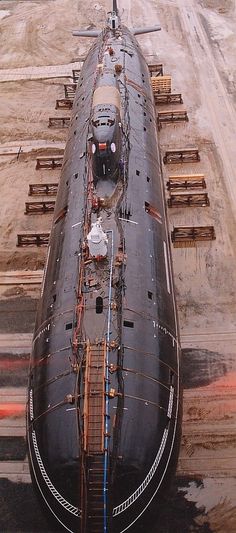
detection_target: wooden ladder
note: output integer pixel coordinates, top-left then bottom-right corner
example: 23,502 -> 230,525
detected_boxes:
84,341 -> 106,454
82,340 -> 107,532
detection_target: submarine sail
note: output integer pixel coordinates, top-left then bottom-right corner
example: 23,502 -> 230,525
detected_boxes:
27,2 -> 181,532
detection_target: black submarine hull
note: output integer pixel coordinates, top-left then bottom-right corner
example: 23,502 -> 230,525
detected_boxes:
27,9 -> 181,533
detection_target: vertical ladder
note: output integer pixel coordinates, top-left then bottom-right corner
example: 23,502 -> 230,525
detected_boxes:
82,341 -> 107,532
84,341 -> 106,454
87,455 -> 105,532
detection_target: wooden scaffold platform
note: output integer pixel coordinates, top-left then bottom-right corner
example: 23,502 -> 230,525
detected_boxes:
166,174 -> 206,191
155,93 -> 183,105
151,75 -> 172,95
17,233 -> 50,247
48,117 -> 70,128
28,183 -> 58,196
171,226 -> 216,247
163,148 -> 200,164
72,69 -> 81,83
157,110 -> 188,129
25,201 -> 55,214
64,83 -> 76,99
55,98 -> 73,110
148,63 -> 163,77
167,193 -> 210,208
35,156 -> 63,170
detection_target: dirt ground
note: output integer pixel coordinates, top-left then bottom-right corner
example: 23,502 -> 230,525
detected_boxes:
0,0 -> 236,532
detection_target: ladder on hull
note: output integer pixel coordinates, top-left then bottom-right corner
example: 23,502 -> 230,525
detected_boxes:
87,455 -> 105,532
81,340 -> 107,532
84,341 -> 106,454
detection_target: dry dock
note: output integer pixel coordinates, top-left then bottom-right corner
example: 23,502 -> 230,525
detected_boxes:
0,0 -> 236,531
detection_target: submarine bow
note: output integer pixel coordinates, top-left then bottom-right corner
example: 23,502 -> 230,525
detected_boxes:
27,2 -> 181,532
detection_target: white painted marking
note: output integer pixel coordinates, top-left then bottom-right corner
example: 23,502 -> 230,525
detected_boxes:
113,427 -> 169,516
31,430 -> 79,517
27,431 -> 78,533
72,222 -> 81,228
29,389 -> 34,421
163,241 -> 171,294
167,385 -> 174,419
41,245 -> 50,297
119,218 -> 138,225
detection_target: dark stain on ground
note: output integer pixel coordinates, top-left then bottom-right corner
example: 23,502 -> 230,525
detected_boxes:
0,333 -> 211,530
0,299 -> 216,531
0,478 -> 54,533
0,477 -> 212,533
150,477 -> 212,533
0,437 -> 26,461
0,297 -> 37,333
0,352 -> 29,386
182,348 -> 233,389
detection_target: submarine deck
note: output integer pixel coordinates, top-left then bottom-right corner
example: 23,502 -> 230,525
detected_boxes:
0,0 -> 236,532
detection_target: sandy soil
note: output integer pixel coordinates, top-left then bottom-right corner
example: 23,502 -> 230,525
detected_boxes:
0,0 -> 236,532
0,79 -> 70,142
0,0 -> 110,69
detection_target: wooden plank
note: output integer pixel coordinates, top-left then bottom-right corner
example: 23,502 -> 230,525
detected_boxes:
171,226 -> 216,246
151,75 -> 171,94
55,98 -> 73,109
167,177 -> 206,190
0,271 -> 43,285
163,148 -> 200,164
28,183 -> 58,196
157,110 -> 188,129
168,173 -> 205,180
25,201 -> 55,214
17,233 -> 50,247
158,110 -> 188,120
64,83 -> 76,99
35,156 -> 63,169
72,69 -> 80,82
148,63 -> 163,77
168,193 -> 210,208
154,93 -> 183,105
48,117 -> 70,128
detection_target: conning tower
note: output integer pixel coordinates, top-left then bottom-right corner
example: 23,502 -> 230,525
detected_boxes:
91,55 -> 122,182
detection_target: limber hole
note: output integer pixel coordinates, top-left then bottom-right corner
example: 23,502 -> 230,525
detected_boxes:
96,296 -> 103,314
123,320 -> 134,328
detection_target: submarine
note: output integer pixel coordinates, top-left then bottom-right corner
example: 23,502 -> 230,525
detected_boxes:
26,2 -> 182,532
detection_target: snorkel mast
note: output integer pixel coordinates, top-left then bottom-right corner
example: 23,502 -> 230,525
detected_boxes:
73,0 -> 161,37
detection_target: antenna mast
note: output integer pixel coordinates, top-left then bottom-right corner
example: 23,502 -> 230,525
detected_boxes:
113,0 -> 118,15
